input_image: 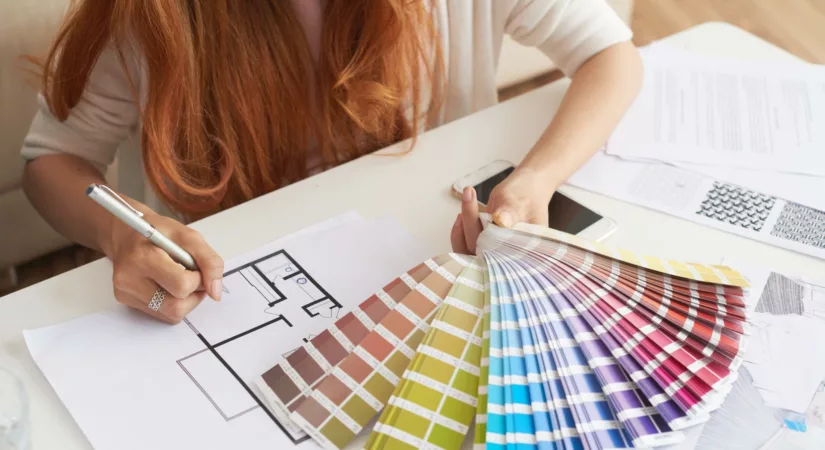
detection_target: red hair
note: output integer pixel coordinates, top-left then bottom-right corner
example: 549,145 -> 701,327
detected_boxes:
40,0 -> 444,219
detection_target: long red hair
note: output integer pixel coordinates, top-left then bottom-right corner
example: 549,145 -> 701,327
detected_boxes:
40,0 -> 444,219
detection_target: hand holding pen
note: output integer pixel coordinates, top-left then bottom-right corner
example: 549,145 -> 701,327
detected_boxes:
87,184 -> 224,323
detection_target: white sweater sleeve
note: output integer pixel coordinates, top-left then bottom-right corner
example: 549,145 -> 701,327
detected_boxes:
501,0 -> 633,77
20,43 -> 141,175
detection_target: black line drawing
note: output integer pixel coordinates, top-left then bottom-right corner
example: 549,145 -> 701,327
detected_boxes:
240,268 -> 285,308
177,249 -> 340,445
756,272 -> 806,315
177,315 -> 297,438
303,297 -> 342,318
696,182 -> 776,232
282,334 -> 317,359
226,250 -> 342,316
770,202 -> 825,249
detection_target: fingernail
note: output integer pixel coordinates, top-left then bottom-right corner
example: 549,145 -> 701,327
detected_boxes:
497,210 -> 514,228
211,279 -> 222,301
463,187 -> 473,202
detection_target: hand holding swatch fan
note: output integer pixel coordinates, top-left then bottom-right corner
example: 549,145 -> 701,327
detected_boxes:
254,216 -> 750,449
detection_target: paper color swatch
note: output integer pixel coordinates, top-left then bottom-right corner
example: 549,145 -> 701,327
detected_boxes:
366,261 -> 486,449
254,255 -> 456,436
255,220 -> 750,450
288,255 -> 467,448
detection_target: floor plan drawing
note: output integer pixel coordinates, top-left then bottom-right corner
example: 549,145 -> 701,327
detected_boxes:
23,213 -> 435,450
177,249 -> 341,444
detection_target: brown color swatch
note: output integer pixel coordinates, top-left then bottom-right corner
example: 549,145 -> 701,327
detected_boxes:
337,312 -> 369,344
381,310 -> 416,340
359,333 -> 394,362
262,365 -> 299,403
317,375 -> 351,405
338,355 -> 372,383
288,347 -> 324,384
314,330 -> 348,363
363,295 -> 392,324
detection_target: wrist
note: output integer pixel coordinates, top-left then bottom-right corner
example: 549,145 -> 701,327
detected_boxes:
96,194 -> 154,258
513,162 -> 563,195
96,212 -> 118,258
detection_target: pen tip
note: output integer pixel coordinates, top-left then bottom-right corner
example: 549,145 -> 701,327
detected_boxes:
85,184 -> 95,196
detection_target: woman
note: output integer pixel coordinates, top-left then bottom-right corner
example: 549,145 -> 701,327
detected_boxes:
21,0 -> 642,324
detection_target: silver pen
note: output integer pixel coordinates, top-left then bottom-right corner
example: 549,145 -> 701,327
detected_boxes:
86,184 -> 199,271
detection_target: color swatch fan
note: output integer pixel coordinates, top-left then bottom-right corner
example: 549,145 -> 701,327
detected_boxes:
254,219 -> 750,449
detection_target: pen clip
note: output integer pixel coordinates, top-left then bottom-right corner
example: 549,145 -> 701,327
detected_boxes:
98,184 -> 144,218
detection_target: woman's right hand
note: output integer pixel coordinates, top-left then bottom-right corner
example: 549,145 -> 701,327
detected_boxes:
105,210 -> 225,324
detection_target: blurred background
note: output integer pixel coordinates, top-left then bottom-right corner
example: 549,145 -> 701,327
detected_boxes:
2,0 -> 824,296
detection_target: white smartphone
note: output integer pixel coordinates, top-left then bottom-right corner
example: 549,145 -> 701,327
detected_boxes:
452,160 -> 617,242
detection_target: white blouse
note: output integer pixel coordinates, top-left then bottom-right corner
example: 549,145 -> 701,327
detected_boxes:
20,0 -> 632,215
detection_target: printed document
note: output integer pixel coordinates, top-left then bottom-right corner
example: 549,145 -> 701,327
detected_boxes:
567,152 -> 825,261
607,44 -> 825,176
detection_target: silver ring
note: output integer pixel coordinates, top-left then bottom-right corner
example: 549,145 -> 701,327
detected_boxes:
148,288 -> 166,312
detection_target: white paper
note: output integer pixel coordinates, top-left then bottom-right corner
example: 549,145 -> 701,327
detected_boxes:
769,427 -> 825,450
24,213 -> 432,450
607,44 -> 825,176
695,368 -> 783,450
763,381 -> 825,449
722,259 -> 825,320
567,152 -> 825,261
720,261 -> 825,415
674,163 -> 825,213
810,282 -> 825,321
658,424 -> 705,450
746,314 -> 825,413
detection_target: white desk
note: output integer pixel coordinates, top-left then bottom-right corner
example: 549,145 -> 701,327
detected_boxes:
2,22 -> 823,449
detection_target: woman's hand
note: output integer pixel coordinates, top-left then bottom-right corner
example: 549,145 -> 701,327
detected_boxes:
105,210 -> 225,324
450,167 -> 555,255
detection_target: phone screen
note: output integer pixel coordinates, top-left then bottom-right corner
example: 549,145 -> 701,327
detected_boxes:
473,167 -> 604,235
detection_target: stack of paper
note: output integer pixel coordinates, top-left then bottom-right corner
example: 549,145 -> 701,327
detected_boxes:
735,265 -> 825,414
566,43 -> 825,261
694,367 -> 784,450
607,44 -> 825,178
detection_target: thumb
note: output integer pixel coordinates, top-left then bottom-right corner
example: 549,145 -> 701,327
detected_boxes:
492,204 -> 525,229
492,209 -> 515,228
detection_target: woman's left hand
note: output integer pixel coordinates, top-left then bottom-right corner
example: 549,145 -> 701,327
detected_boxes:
450,167 -> 555,255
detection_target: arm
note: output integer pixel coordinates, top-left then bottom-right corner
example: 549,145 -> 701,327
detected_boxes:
24,153 -> 224,322
452,42 -> 641,252
23,154 -> 121,254
451,0 -> 641,253
518,40 -> 643,193
21,42 -> 141,254
21,44 -> 224,321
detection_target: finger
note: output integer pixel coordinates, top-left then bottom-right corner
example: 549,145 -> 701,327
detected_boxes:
492,197 -> 536,228
176,228 -> 225,301
119,279 -> 206,324
461,187 -> 483,254
114,286 -> 172,323
488,190 -> 522,229
136,246 -> 203,299
162,291 -> 207,323
529,207 -> 549,227
450,214 -> 470,254
492,208 -> 517,228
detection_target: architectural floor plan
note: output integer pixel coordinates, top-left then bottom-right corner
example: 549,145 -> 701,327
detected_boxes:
177,250 -> 340,443
23,213 -> 433,450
